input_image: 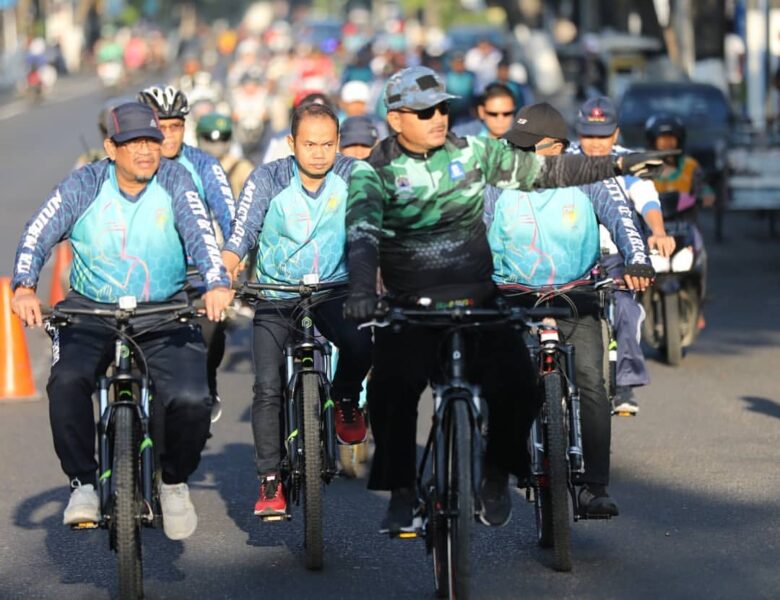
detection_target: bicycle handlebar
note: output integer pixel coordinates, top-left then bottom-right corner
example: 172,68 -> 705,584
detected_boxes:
43,301 -> 201,324
359,303 -> 572,329
233,279 -> 348,298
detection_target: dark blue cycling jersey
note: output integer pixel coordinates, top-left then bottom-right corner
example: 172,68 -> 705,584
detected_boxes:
179,144 -> 235,240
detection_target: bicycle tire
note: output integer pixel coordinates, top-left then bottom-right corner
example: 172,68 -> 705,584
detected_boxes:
663,291 -> 683,366
301,372 -> 324,570
541,372 -> 572,572
113,404 -> 143,598
433,399 -> 473,599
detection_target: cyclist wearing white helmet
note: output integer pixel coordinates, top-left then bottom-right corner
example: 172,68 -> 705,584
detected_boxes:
138,85 -> 235,244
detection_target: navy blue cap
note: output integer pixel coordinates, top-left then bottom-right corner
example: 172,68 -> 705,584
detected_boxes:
107,102 -> 164,143
576,96 -> 618,136
340,116 -> 379,148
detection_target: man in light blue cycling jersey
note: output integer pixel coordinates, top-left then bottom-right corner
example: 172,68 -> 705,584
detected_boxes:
221,103 -> 372,518
484,103 -> 654,516
11,102 -> 233,540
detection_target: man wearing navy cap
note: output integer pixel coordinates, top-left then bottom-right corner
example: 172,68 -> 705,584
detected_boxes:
339,115 -> 379,159
343,67 -> 670,532
11,101 -> 233,541
574,96 -> 675,415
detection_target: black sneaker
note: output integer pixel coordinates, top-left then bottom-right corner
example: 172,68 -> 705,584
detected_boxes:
479,466 -> 512,527
578,484 -> 619,517
379,487 -> 417,534
612,386 -> 639,416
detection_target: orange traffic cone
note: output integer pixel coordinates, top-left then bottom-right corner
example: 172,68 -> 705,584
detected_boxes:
0,277 -> 37,400
48,242 -> 72,306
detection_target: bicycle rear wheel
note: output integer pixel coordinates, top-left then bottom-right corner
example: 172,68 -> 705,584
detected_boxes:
432,399 -> 473,599
112,404 -> 143,598
540,372 -> 572,572
301,372 -> 324,570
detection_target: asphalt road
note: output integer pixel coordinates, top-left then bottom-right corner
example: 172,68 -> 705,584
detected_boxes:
0,84 -> 779,600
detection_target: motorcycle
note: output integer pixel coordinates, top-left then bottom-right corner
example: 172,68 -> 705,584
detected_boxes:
640,191 -> 706,365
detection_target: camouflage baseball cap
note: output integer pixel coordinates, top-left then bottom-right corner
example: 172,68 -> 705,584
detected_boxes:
384,66 -> 459,111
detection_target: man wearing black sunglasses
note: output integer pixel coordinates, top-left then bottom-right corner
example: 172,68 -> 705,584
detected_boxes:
343,66 -> 671,533
477,82 -> 518,139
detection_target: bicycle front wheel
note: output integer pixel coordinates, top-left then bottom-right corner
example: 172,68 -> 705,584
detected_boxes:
301,372 -> 324,570
540,372 -> 572,572
433,399 -> 473,599
112,404 -> 143,598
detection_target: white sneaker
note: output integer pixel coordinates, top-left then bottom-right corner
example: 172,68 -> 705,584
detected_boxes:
159,482 -> 198,540
63,482 -> 99,526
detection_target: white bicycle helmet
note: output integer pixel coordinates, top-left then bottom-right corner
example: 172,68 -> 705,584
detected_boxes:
137,85 -> 190,119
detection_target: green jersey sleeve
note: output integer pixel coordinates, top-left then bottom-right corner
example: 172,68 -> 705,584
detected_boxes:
346,160 -> 385,295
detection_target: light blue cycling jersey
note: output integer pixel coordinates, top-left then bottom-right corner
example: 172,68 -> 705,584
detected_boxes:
225,154 -> 356,296
12,158 -> 229,302
484,182 -> 650,288
70,163 -> 187,302
486,187 -> 599,286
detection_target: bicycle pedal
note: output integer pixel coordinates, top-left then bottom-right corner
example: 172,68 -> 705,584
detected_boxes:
392,531 -> 419,540
70,521 -> 99,530
612,411 -> 637,417
258,514 -> 290,523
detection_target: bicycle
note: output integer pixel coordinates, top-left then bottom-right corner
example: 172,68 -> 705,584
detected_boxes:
233,276 -> 346,571
45,296 -> 200,600
364,302 -> 549,600
501,277 -> 616,572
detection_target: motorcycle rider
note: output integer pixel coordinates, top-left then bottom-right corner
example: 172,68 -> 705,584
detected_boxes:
645,114 -> 710,330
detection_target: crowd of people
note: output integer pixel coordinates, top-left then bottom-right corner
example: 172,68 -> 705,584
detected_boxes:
9,11 -> 710,549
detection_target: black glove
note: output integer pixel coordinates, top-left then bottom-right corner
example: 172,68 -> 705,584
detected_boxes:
624,263 -> 656,280
617,150 -> 680,179
343,292 -> 377,322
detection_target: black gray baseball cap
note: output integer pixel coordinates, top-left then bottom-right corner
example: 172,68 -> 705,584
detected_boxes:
384,66 -> 459,112
504,102 -> 569,148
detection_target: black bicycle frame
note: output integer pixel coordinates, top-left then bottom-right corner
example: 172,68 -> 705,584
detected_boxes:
528,324 -> 585,480
283,298 -> 338,488
96,324 -> 155,528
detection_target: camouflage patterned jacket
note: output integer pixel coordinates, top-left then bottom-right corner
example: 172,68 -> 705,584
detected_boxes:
345,132 -> 618,302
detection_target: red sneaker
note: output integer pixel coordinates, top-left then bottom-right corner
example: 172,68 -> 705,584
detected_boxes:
254,474 -> 287,517
335,398 -> 368,445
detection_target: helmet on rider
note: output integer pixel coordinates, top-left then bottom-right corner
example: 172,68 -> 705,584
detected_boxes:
645,113 -> 686,150
137,85 -> 190,119
196,112 -> 233,142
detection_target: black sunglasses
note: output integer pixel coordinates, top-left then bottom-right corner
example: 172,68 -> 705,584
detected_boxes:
399,102 -> 449,120
485,110 -> 515,118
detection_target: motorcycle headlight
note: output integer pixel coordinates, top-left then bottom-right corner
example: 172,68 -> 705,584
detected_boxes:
650,253 -> 671,273
671,246 -> 695,272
